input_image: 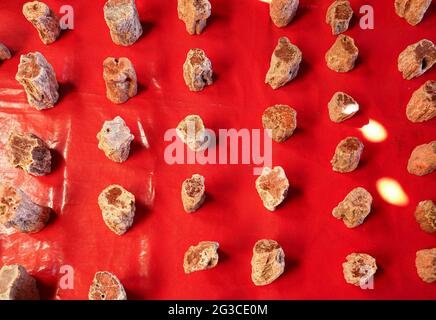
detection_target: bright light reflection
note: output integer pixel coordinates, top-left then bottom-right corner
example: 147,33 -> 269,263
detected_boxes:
359,119 -> 388,143
376,178 -> 409,206
259,0 -> 271,3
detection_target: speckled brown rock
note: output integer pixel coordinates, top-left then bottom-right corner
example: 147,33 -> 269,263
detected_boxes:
406,80 -> 436,123
0,183 -> 50,233
255,166 -> 289,211
103,0 -> 142,46
331,136 -> 364,173
332,187 -> 372,228
343,253 -> 377,287
416,248 -> 436,283
22,1 -> 60,45
183,241 -> 219,274
262,105 -> 297,142
266,37 -> 302,89
97,116 -> 134,163
269,0 -> 299,28
88,271 -> 127,300
7,132 -> 51,176
395,0 -> 432,26
98,184 -> 135,236
328,92 -> 359,123
407,141 -> 436,176
178,0 -> 211,35
176,115 -> 207,152
398,39 -> 436,80
103,57 -> 137,104
325,35 -> 358,72
181,174 -> 205,213
15,52 -> 59,110
415,200 -> 436,233
0,264 -> 39,300
251,239 -> 285,286
0,43 -> 11,61
326,1 -> 353,35
183,48 -> 213,92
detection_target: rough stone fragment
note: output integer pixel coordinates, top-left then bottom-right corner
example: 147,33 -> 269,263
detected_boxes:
177,0 -> 211,35
0,264 -> 39,300
332,187 -> 372,228
331,136 -> 364,173
176,115 -> 207,152
395,0 -> 432,26
251,239 -> 285,286
325,35 -> 358,72
328,91 -> 359,123
183,241 -> 219,274
181,174 -> 205,213
98,184 -> 135,235
269,0 -> 299,28
88,271 -> 127,300
406,80 -> 436,123
416,248 -> 436,283
255,166 -> 289,211
6,132 -> 51,176
262,105 -> 297,142
265,37 -> 302,89
0,183 -> 50,233
22,1 -> 60,45
183,48 -> 213,92
342,253 -> 377,287
398,39 -> 436,80
415,200 -> 436,233
15,52 -> 59,110
103,57 -> 137,104
97,116 -> 134,163
326,1 -> 353,35
103,0 -> 142,46
0,43 -> 11,61
407,141 -> 436,176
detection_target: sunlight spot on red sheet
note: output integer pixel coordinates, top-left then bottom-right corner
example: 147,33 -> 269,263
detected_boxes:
376,178 -> 409,206
359,119 -> 387,143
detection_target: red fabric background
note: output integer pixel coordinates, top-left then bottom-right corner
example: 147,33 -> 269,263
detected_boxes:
0,0 -> 435,300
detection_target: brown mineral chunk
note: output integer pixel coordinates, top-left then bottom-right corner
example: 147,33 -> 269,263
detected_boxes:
332,187 -> 372,228
183,48 -> 213,92
22,1 -> 60,45
0,264 -> 39,300
415,200 -> 436,233
326,1 -> 353,35
416,248 -> 436,283
395,0 -> 432,26
265,37 -> 302,89
103,57 -> 137,104
176,115 -> 207,152
181,174 -> 205,213
256,166 -> 289,211
406,80 -> 436,123
407,141 -> 436,176
88,271 -> 127,300
97,116 -> 134,163
342,253 -> 377,287
269,0 -> 299,28
0,43 -> 11,61
0,183 -> 50,233
251,239 -> 285,286
15,52 -> 59,110
183,241 -> 219,274
7,132 -> 51,176
331,136 -> 364,173
398,39 -> 436,80
103,0 -> 142,46
178,0 -> 211,35
262,105 -> 297,142
328,91 -> 359,123
325,35 -> 358,72
98,184 -> 135,235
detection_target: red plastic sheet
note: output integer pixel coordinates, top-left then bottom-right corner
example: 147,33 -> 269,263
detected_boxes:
0,0 -> 435,300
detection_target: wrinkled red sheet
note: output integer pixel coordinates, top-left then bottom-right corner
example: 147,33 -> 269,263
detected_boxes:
0,0 -> 435,300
